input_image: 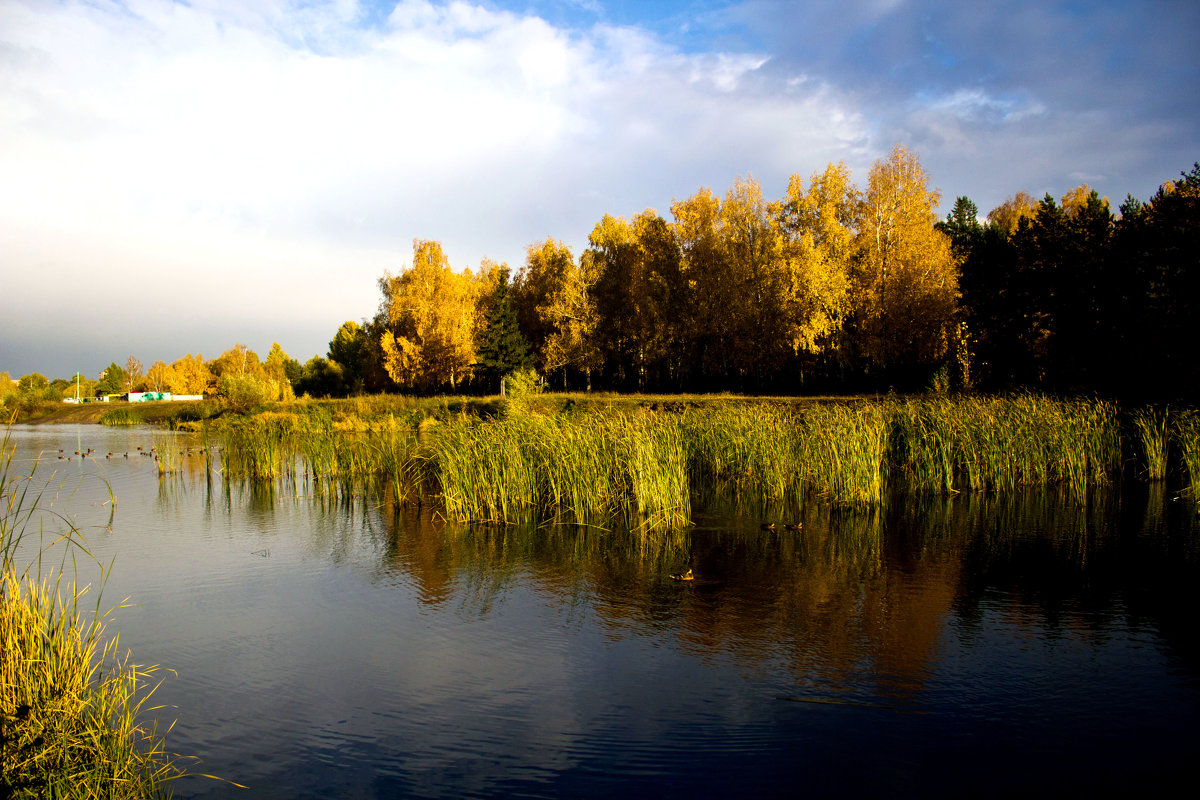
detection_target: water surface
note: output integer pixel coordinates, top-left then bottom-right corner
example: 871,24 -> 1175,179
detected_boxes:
6,424 -> 1199,798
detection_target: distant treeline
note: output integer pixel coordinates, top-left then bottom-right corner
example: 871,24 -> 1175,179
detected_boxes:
5,148 -> 1196,405
303,148 -> 1196,401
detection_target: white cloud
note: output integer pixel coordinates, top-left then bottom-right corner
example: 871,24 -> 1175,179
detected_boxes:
0,0 -> 876,376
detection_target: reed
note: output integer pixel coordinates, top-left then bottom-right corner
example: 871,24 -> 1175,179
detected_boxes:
800,402 -> 891,507
1,429 -> 188,798
681,404 -> 807,505
889,394 -> 1121,501
1132,407 -> 1171,481
100,408 -> 143,426
152,432 -> 182,477
1175,409 -> 1200,501
207,395 -> 1164,520
1,569 -> 180,798
421,412 -> 692,526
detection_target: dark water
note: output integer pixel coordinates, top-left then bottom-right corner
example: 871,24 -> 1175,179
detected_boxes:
6,425 -> 1199,798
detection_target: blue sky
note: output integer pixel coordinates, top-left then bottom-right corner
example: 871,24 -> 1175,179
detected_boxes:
2,0 -> 1197,380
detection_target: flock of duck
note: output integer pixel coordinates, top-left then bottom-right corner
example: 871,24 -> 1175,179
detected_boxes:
670,520 -> 802,582
55,445 -> 209,462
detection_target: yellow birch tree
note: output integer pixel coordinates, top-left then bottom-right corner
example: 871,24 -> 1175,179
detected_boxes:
379,240 -> 478,391
168,354 -> 211,395
772,162 -> 860,357
855,145 -> 960,369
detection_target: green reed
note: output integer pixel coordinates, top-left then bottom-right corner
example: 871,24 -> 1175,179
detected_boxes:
1133,407 -> 1171,481
889,394 -> 1121,501
99,408 -> 143,426
681,404 -> 807,505
208,395 -> 1186,520
1175,410 -> 1200,501
420,412 -> 692,526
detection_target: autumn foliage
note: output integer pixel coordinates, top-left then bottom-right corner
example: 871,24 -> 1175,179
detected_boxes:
372,145 -> 962,394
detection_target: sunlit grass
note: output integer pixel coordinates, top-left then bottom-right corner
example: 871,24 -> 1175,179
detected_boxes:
1175,409 -> 1200,502
205,394 -> 1195,520
1,429 -> 197,798
1132,407 -> 1171,481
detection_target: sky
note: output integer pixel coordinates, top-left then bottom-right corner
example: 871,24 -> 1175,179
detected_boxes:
2,0 -> 1197,380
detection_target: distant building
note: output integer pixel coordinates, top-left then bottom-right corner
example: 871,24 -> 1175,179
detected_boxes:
122,392 -> 204,402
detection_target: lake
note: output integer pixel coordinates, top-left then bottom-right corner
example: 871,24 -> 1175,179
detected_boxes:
5,423 -> 1199,798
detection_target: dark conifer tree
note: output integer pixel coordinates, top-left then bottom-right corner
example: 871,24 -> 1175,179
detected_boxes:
475,269 -> 532,395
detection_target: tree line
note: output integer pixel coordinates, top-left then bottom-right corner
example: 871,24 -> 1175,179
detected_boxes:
320,144 -> 964,398
1,344 -> 303,415
5,147 -> 1196,406
310,146 -> 1196,401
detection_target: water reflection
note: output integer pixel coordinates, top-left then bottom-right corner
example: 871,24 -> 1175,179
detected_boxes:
5,425 -> 1199,798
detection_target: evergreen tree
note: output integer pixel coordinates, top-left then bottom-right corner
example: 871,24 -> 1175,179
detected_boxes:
936,196 -> 982,258
475,269 -> 532,395
95,362 -> 126,396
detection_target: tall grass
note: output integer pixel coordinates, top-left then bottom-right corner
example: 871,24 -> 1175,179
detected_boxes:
1132,407 -> 1171,481
1175,409 -> 1200,501
207,395 -> 1183,522
1,429 -> 189,797
891,394 -> 1121,501
100,408 -> 143,427
422,412 -> 691,526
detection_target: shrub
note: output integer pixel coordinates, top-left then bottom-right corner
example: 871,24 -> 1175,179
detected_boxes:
216,374 -> 271,414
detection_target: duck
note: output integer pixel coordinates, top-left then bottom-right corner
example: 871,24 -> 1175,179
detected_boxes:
784,522 -> 802,531
670,568 -> 695,582
760,522 -> 776,531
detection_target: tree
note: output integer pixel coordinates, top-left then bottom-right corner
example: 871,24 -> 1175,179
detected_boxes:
328,321 -> 370,395
168,354 -> 211,395
987,191 -> 1039,236
96,363 -> 126,396
209,344 -> 262,381
264,343 -> 297,401
17,373 -> 49,395
379,240 -> 478,391
670,186 -> 737,386
937,196 -> 983,258
1108,163 -> 1200,400
717,175 -> 786,386
124,357 -> 144,393
474,268 -> 532,395
513,237 -> 574,373
295,356 -> 346,398
853,145 -> 960,379
773,162 -> 859,368
65,372 -> 95,400
145,360 -> 175,392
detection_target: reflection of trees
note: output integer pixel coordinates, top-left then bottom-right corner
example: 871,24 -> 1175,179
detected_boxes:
364,497 -> 968,704
209,479 -> 1198,701
955,485 -> 1200,677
